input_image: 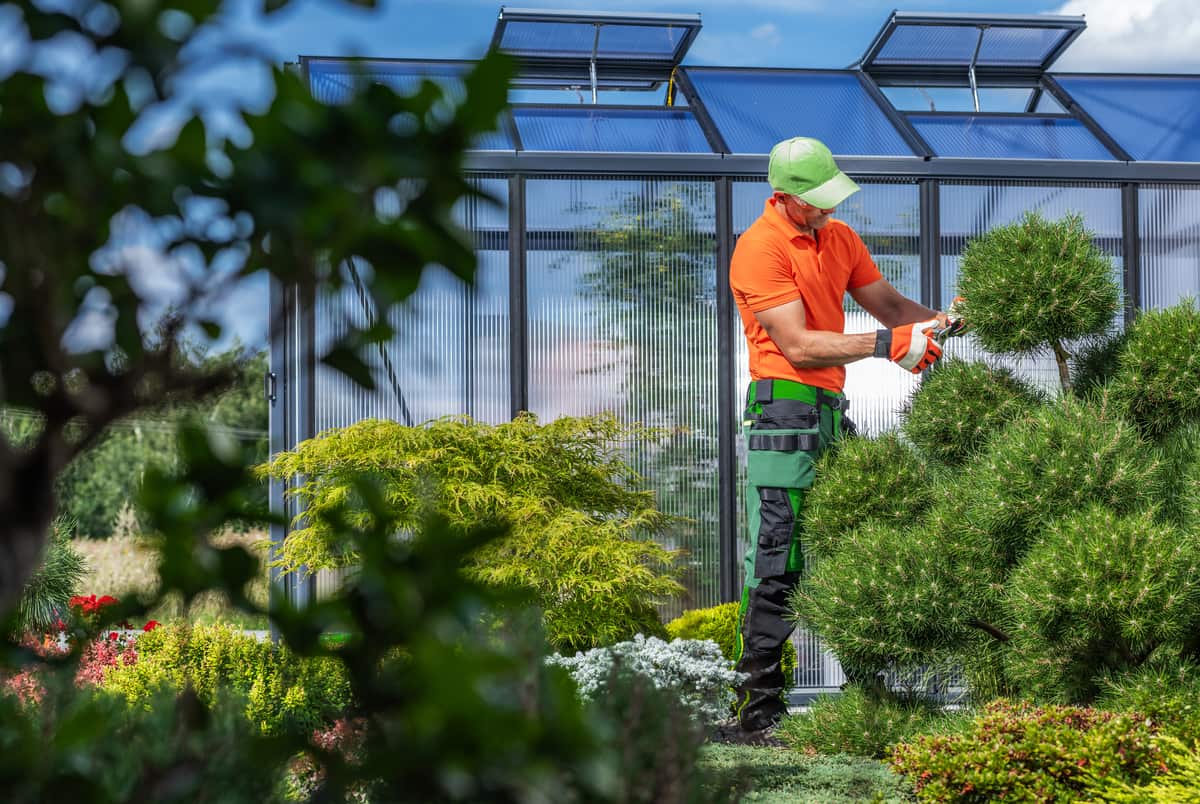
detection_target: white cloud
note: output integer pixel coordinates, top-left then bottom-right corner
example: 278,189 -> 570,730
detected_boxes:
689,22 -> 787,65
1053,0 -> 1200,72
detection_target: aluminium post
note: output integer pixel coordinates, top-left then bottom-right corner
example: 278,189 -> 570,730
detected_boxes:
714,176 -> 739,603
508,174 -> 529,417
1121,182 -> 1141,321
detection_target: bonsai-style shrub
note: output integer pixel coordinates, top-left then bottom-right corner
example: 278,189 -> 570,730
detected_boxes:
1002,506 -> 1200,702
955,394 -> 1160,567
956,211 -> 1121,392
1108,300 -> 1200,438
263,413 -> 683,653
902,359 -> 1042,466
1070,329 -> 1129,400
802,433 -> 934,557
795,519 -> 998,676
665,602 -> 797,694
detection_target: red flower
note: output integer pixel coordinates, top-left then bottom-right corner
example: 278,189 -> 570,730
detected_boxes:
96,595 -> 118,608
54,618 -> 65,632
142,620 -> 160,632
108,631 -> 119,641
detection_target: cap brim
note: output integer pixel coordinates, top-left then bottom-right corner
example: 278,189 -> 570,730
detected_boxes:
796,171 -> 860,209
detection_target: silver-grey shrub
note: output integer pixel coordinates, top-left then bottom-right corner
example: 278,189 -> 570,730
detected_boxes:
548,635 -> 746,725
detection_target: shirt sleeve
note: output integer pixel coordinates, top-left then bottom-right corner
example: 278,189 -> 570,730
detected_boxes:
845,226 -> 885,290
729,234 -> 802,313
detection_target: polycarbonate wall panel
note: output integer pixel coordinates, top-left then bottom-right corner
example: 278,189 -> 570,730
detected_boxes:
939,181 -> 1124,394
525,176 -> 721,614
513,107 -> 712,153
1053,76 -> 1200,163
1139,185 -> 1200,309
313,176 -> 510,431
909,115 -> 1115,160
305,60 -> 514,151
684,69 -> 914,156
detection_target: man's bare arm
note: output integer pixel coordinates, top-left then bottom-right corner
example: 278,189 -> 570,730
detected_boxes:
850,278 -> 946,329
755,300 -> 877,368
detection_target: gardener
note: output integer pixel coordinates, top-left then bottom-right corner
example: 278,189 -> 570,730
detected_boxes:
730,136 -> 949,736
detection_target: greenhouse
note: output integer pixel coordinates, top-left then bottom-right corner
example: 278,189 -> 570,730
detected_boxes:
269,7 -> 1200,695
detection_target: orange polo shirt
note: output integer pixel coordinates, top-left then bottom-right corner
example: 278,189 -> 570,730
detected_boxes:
730,197 -> 883,394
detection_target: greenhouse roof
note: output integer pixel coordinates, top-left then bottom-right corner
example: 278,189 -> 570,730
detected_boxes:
298,8 -> 1200,180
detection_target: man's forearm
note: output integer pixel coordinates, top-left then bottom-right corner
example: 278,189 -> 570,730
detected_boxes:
783,330 -> 877,368
881,297 -> 941,328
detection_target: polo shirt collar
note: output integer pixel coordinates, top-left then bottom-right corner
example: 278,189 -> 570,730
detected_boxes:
762,197 -> 816,244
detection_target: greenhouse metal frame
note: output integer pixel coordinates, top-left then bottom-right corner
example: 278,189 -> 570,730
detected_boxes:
270,8 -> 1200,695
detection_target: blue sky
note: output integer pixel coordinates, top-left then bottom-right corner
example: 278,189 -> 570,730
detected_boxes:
225,0 -> 1200,73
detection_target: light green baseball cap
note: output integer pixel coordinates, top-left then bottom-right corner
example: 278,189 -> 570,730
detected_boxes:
767,137 -> 860,209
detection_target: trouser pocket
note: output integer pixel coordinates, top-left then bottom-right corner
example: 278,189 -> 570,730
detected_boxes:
746,425 -> 819,578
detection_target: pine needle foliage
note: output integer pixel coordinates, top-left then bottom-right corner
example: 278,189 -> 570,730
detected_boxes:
794,519 -> 998,675
902,359 -> 1043,466
1071,330 -> 1130,401
956,212 -> 1121,391
955,394 -> 1160,568
802,433 -> 934,558
263,413 -> 684,652
1108,300 -> 1200,439
17,518 -> 86,633
1002,507 -> 1200,702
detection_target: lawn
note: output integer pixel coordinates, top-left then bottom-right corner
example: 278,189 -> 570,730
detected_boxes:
699,744 -> 915,803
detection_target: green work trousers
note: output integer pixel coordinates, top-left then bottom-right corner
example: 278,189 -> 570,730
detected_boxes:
733,378 -> 846,732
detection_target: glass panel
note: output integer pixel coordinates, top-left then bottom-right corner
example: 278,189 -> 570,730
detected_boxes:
874,25 -> 982,65
882,86 -> 1034,113
872,23 -> 1069,67
685,69 -> 914,156
499,20 -> 690,61
526,176 -> 721,615
1053,76 -> 1200,162
597,23 -> 688,59
909,114 -> 1115,160
499,21 -> 599,59
731,178 -> 921,689
939,182 -> 1124,395
313,176 -> 510,431
513,107 -> 712,152
304,60 -> 513,151
978,27 -> 1069,66
1140,185 -> 1200,309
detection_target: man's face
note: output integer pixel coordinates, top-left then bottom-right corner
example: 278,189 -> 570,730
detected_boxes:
778,193 -> 835,230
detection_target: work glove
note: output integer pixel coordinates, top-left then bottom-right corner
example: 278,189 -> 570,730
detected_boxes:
874,319 -> 943,373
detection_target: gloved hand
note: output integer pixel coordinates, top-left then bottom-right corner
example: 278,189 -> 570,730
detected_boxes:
874,319 -> 943,373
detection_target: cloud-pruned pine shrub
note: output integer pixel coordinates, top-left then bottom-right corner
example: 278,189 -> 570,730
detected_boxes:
1108,300 -> 1200,439
802,433 -> 933,558
1070,330 -> 1129,401
664,602 -> 797,694
263,413 -> 682,653
794,520 -> 998,675
957,212 -> 1121,392
956,394 -> 1160,568
1002,507 -> 1200,702
903,359 -> 1042,466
